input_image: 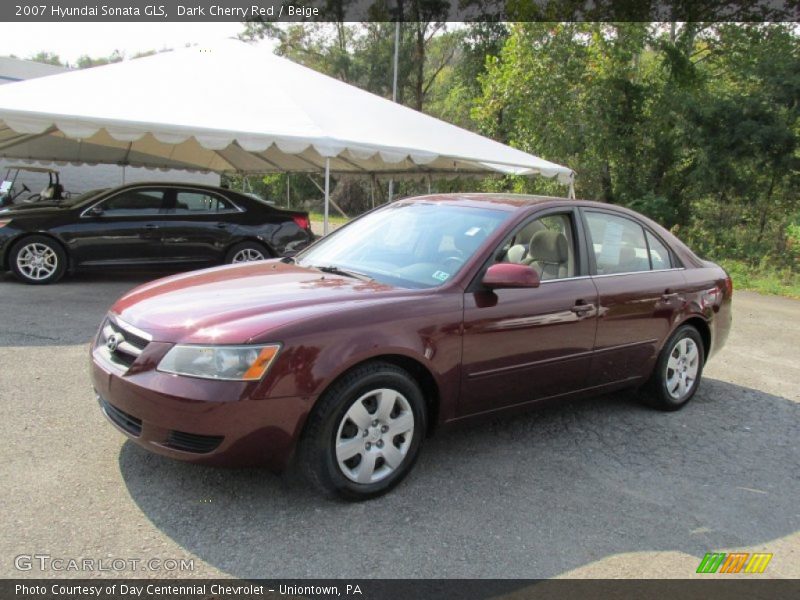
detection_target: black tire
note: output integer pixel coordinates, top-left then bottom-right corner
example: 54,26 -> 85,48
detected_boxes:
9,235 -> 67,285
297,362 -> 427,501
640,325 -> 705,411
224,241 -> 270,264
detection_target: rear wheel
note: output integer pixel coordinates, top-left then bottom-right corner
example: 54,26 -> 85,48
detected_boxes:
297,362 -> 426,500
225,241 -> 269,264
10,235 -> 67,285
641,325 -> 705,411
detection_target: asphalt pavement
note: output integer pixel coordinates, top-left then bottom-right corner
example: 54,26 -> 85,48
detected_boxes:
0,268 -> 798,579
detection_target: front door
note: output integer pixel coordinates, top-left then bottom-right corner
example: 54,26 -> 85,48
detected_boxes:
459,209 -> 599,416
67,187 -> 166,265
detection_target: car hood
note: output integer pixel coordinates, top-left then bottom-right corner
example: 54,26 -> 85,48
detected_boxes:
0,202 -> 73,217
111,260 -> 404,344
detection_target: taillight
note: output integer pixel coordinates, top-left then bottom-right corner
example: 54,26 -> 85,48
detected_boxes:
725,275 -> 733,297
292,214 -> 310,230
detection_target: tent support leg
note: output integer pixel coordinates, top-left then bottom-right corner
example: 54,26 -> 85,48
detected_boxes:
370,175 -> 375,209
568,177 -> 576,199
324,158 -> 331,235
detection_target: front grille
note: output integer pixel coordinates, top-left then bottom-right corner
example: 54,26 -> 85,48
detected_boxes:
96,316 -> 151,370
100,396 -> 142,436
164,430 -> 224,454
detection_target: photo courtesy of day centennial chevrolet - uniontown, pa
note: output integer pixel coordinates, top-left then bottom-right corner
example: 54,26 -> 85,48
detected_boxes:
90,194 -> 731,500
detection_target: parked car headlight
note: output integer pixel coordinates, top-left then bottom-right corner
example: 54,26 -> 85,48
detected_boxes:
158,344 -> 281,381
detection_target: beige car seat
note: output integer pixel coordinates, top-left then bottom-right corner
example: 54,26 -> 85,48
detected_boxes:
528,230 -> 569,279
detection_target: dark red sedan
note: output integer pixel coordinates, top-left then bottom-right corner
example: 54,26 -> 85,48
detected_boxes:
91,194 -> 732,500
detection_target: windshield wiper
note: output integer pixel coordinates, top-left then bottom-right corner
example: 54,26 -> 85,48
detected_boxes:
308,264 -> 374,282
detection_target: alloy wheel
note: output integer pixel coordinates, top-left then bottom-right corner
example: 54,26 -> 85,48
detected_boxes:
231,248 -> 265,262
16,242 -> 58,281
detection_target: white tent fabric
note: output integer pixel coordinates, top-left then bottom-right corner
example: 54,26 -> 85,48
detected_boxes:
0,40 -> 573,183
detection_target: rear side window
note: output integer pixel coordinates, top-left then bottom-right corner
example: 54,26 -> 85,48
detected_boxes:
98,189 -> 164,216
646,231 -> 672,270
173,191 -> 236,214
585,212 -> 651,275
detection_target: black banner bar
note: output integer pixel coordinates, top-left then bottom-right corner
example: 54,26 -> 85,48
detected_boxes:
3,579 -> 800,600
2,0 -> 798,23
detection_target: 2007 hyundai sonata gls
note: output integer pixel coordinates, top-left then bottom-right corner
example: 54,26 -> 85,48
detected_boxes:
92,194 -> 732,499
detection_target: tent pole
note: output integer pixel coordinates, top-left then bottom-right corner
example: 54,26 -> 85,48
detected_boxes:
286,174 -> 290,208
388,20 -> 400,205
324,158 -> 331,235
427,174 -> 432,194
370,176 -> 375,209
568,175 -> 576,199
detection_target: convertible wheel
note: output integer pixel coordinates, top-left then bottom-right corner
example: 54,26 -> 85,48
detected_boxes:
641,325 -> 705,411
298,362 -> 426,501
225,242 -> 268,264
10,235 -> 67,285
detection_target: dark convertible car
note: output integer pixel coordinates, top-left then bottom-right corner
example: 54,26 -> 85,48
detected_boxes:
92,194 -> 732,500
0,182 -> 313,284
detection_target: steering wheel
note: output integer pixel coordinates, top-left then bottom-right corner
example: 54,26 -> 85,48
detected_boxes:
22,193 -> 42,204
441,255 -> 465,271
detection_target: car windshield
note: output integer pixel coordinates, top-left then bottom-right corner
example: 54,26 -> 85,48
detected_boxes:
62,188 -> 108,206
296,202 -> 508,289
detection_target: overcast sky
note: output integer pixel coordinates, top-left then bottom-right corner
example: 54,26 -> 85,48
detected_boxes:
0,22 -> 272,64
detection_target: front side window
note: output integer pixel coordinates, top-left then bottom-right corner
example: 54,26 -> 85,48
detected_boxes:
495,213 -> 577,280
173,191 -> 235,214
297,202 -> 508,289
97,189 -> 164,216
585,212 -> 651,275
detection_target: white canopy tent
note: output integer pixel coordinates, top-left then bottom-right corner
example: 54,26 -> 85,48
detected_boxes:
0,40 -> 574,232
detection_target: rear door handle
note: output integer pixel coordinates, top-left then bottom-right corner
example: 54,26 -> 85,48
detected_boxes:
144,223 -> 158,229
215,222 -> 228,229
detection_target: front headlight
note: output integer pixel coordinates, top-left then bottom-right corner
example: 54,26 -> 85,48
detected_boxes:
157,344 -> 281,381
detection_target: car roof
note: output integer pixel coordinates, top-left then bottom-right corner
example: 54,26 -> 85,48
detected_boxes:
102,181 -> 235,194
396,193 -> 604,212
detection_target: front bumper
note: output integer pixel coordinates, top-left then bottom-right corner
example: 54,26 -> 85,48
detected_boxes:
91,347 -> 312,470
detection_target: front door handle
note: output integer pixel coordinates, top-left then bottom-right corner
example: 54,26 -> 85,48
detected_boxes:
144,224 -> 158,229
570,303 -> 595,315
215,222 -> 228,229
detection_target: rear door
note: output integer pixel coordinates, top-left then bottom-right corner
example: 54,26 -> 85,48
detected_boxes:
155,188 -> 244,263
68,187 -> 166,265
459,208 -> 599,416
581,208 -> 688,387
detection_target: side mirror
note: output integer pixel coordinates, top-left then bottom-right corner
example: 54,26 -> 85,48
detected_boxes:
482,263 -> 540,289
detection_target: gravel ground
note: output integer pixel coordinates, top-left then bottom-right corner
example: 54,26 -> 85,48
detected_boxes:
0,269 -> 797,579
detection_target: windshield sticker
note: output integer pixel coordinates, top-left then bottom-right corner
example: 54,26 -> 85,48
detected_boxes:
464,227 -> 482,237
432,270 -> 450,282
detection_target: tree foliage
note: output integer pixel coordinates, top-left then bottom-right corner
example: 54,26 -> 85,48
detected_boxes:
473,22 -> 799,267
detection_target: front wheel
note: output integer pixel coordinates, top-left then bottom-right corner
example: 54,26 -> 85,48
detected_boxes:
297,362 -> 427,500
10,235 -> 67,284
641,325 -> 705,411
